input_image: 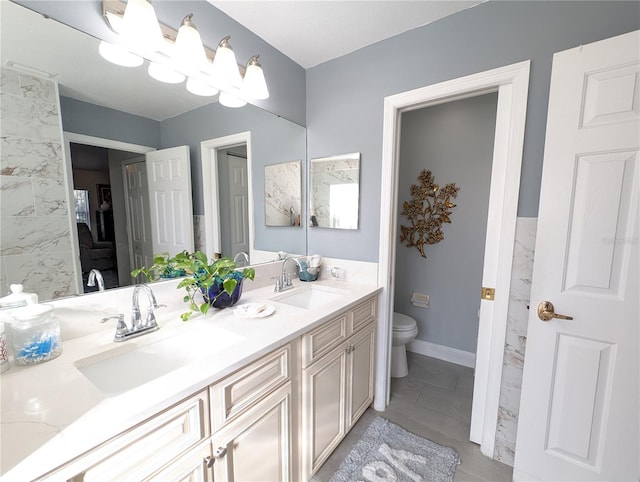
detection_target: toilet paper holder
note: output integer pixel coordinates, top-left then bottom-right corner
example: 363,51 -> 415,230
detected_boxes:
410,292 -> 430,308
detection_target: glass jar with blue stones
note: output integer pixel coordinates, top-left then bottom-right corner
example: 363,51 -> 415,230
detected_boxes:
11,304 -> 61,365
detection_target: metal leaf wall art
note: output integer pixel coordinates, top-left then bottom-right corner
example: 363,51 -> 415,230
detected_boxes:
400,169 -> 460,258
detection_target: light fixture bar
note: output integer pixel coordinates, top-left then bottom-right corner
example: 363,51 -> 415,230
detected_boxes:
102,0 -> 246,75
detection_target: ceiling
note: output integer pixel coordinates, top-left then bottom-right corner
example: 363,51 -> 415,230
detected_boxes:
209,1 -> 483,68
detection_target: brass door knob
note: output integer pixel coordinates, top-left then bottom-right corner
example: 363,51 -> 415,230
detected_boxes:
537,301 -> 573,322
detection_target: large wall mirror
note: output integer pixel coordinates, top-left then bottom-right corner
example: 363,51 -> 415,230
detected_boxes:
265,160 -> 302,227
0,1 -> 307,301
309,153 -> 360,229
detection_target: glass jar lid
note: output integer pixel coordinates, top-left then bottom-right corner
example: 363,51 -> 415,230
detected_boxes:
11,303 -> 54,321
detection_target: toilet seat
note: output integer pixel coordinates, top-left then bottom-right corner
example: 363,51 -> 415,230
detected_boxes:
393,312 -> 417,332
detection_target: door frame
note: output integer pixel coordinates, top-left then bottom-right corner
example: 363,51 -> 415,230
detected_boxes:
63,132 -> 155,294
201,132 -> 254,260
376,61 -> 530,457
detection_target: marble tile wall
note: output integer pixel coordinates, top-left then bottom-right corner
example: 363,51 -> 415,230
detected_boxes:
264,160 -> 302,226
0,67 -> 75,300
493,217 -> 538,466
193,214 -> 205,253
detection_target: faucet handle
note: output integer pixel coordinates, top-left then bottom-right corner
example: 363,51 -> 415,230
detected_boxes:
102,314 -> 128,339
271,276 -> 282,292
144,310 -> 159,329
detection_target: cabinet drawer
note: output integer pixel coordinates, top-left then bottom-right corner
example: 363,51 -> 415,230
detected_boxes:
43,390 -> 209,481
349,297 -> 376,335
302,313 -> 347,368
145,439 -> 213,482
210,344 -> 290,431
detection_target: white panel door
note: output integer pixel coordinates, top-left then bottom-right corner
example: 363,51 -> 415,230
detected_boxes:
514,30 -> 639,481
124,160 -> 153,276
145,146 -> 194,255
226,153 -> 249,261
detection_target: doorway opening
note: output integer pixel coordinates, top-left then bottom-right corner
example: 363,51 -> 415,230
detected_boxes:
63,133 -> 154,294
377,61 -> 531,458
201,132 -> 254,265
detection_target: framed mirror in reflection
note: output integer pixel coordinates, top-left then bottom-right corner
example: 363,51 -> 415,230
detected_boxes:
0,1 -> 307,302
265,161 -> 302,227
309,153 -> 360,229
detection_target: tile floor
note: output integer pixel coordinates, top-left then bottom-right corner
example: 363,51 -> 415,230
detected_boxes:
312,352 -> 513,481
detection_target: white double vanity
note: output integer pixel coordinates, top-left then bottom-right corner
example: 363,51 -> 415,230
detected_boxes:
0,271 -> 380,481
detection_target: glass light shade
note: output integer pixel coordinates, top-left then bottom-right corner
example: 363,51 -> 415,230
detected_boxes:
241,57 -> 269,100
173,15 -> 208,76
219,91 -> 247,108
98,41 -> 143,67
120,0 -> 164,55
186,77 -> 219,97
148,62 -> 185,84
210,37 -> 242,90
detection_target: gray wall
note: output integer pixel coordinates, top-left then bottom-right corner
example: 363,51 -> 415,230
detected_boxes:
60,97 -> 161,148
395,94 -> 497,353
160,101 -> 307,256
16,0 -> 307,126
306,1 -> 640,262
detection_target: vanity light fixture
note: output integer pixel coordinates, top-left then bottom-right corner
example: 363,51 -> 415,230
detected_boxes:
172,14 -> 208,76
241,55 -> 269,100
210,36 -> 242,90
98,41 -> 144,67
100,0 -> 269,107
186,77 -> 219,97
219,91 -> 247,108
148,59 -> 185,84
119,0 -> 164,55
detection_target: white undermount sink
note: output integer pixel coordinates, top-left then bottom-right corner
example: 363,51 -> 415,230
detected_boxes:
74,324 -> 243,396
270,284 -> 350,310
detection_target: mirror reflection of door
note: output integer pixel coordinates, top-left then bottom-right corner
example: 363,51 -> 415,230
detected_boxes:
123,159 -> 153,283
69,139 -> 194,292
218,147 -> 250,263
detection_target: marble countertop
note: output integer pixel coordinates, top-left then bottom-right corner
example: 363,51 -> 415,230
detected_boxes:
0,279 -> 381,481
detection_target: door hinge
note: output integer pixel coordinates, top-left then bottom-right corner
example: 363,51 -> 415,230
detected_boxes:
481,287 -> 495,301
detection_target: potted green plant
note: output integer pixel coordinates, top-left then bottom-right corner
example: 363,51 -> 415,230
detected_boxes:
131,251 -> 255,321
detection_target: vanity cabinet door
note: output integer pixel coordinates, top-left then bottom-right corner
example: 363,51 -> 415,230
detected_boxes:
301,342 -> 348,478
211,383 -> 293,482
346,324 -> 375,428
301,299 -> 377,480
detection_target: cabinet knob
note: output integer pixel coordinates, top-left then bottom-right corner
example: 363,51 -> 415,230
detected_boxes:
214,446 -> 227,459
204,456 -> 215,468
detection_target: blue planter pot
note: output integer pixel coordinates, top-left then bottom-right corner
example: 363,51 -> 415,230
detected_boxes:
204,277 -> 244,308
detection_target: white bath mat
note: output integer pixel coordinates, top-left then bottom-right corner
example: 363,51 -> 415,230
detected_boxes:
329,417 -> 460,482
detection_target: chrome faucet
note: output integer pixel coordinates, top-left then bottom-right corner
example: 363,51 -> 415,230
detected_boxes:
87,269 -> 105,291
274,257 -> 302,292
101,284 -> 165,342
233,251 -> 249,267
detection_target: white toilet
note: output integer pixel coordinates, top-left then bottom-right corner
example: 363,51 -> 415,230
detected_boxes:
391,312 -> 419,378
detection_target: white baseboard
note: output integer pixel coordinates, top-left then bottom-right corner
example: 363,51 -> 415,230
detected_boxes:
407,339 -> 476,368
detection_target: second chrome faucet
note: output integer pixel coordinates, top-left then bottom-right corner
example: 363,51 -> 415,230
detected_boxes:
274,257 -> 303,292
102,284 -> 165,342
